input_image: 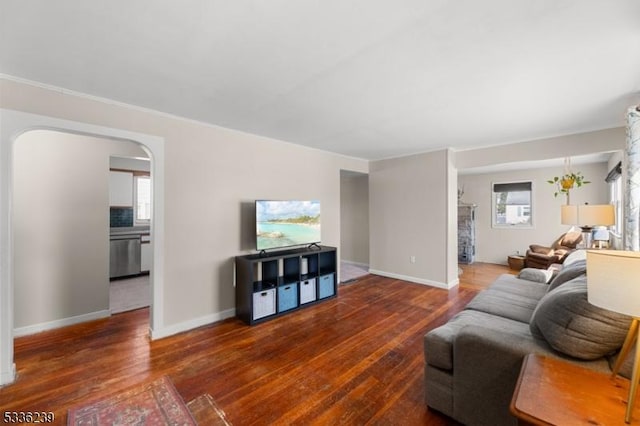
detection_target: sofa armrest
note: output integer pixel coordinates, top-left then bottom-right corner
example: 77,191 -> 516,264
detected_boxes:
525,252 -> 561,270
555,248 -> 574,263
452,325 -> 552,426
528,244 -> 553,255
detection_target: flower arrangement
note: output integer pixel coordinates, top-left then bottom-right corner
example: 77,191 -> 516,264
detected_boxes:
547,157 -> 590,203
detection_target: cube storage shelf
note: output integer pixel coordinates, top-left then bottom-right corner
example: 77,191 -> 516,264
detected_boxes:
235,245 -> 337,325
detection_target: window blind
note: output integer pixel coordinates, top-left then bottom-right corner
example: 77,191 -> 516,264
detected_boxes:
493,182 -> 532,193
605,162 -> 622,183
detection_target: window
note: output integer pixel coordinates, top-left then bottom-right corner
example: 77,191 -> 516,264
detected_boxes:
134,174 -> 151,224
492,181 -> 533,228
607,161 -> 622,235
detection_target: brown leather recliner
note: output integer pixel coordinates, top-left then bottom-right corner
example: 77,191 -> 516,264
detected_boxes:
525,231 -> 583,269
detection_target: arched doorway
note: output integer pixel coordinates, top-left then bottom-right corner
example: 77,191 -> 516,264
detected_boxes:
0,109 -> 165,385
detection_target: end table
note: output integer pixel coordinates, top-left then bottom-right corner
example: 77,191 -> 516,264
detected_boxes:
511,354 -> 639,425
507,254 -> 526,271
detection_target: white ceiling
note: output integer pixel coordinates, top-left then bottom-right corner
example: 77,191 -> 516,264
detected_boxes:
1,1 -> 639,160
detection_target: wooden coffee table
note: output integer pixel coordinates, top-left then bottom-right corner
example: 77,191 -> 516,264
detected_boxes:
510,354 -> 639,425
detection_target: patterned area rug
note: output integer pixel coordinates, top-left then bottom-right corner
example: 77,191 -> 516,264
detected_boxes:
186,394 -> 232,425
68,376 -> 196,425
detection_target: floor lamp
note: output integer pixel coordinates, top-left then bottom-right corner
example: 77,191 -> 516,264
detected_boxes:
587,250 -> 640,423
561,204 -> 615,248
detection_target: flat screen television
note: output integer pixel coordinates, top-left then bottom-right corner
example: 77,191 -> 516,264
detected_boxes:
256,200 -> 321,251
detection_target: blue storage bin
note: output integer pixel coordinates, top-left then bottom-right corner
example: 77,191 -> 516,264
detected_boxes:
278,282 -> 298,312
318,274 -> 335,299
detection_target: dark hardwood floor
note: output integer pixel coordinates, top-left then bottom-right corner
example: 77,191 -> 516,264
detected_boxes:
1,262 -> 511,425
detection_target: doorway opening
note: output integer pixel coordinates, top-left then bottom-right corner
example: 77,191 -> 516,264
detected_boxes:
0,109 -> 166,386
109,155 -> 152,314
12,131 -> 154,335
339,170 -> 370,283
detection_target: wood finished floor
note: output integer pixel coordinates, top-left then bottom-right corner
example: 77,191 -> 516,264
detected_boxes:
1,262 -> 512,425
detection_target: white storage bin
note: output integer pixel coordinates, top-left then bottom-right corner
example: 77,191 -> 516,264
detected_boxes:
300,278 -> 317,304
252,288 -> 276,320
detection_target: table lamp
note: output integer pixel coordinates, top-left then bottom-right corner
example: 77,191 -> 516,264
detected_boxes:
561,204 -> 615,248
587,250 -> 640,423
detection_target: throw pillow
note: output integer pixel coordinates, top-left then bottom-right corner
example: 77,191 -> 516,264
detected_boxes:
560,231 -> 582,248
547,259 -> 586,291
518,268 -> 554,284
529,275 -> 631,360
560,231 -> 583,248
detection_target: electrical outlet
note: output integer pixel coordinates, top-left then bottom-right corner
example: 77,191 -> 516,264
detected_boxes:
410,256 -> 416,264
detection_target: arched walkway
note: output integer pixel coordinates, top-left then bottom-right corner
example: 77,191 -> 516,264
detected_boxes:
0,109 -> 165,385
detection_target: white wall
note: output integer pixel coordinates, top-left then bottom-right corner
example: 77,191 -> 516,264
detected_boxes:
340,171 -> 369,265
12,130 -> 147,332
458,162 -> 610,264
446,150 -> 458,281
369,149 -> 458,288
0,78 -> 368,336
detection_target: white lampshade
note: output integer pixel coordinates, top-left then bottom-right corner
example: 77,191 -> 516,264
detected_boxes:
561,204 -> 615,227
587,250 -> 640,317
561,205 -> 577,225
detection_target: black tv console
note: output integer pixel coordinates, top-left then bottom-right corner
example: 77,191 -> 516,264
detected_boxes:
235,245 -> 337,325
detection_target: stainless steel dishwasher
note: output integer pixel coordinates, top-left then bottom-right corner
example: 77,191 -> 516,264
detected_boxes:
109,234 -> 141,279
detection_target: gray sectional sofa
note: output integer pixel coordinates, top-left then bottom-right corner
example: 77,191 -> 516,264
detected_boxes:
423,251 -> 632,426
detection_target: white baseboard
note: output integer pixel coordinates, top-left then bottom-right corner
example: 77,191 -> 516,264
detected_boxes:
13,309 -> 112,337
0,363 -> 16,386
12,305 -> 239,343
150,308 -> 236,340
341,259 -> 369,268
369,269 -> 458,290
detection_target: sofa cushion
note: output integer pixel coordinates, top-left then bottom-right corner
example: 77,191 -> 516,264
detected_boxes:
547,259 -> 586,291
465,275 -> 548,323
518,267 -> 554,283
424,309 -> 532,370
608,346 -> 635,379
562,249 -> 586,267
530,275 -> 631,360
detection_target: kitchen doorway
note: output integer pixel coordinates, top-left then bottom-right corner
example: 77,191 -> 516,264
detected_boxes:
11,131 -> 155,336
1,110 -> 166,385
109,155 -> 152,314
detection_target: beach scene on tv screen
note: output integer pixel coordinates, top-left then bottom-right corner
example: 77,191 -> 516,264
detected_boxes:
256,200 -> 321,250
